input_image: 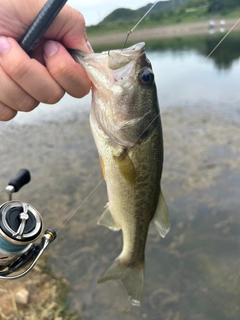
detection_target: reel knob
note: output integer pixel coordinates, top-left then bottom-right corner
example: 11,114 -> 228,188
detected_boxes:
5,169 -> 31,201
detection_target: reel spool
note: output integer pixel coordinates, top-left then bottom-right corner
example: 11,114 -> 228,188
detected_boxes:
0,169 -> 56,280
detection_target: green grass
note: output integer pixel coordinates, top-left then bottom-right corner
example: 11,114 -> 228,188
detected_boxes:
87,6 -> 240,37
222,6 -> 240,18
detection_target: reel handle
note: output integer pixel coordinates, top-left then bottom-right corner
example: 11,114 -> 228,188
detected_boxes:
0,170 -> 57,280
8,169 -> 31,193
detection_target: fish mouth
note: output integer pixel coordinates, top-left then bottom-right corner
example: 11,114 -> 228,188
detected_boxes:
107,42 -> 145,71
121,42 -> 145,52
71,42 -> 145,58
70,42 -> 145,70
103,42 -> 145,55
70,42 -> 147,90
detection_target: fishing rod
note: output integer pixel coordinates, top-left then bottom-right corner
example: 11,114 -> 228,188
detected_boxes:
0,0 -> 68,279
1,0 -> 239,282
19,0 -> 69,53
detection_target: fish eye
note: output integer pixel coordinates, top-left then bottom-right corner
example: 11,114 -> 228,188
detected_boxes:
138,67 -> 154,87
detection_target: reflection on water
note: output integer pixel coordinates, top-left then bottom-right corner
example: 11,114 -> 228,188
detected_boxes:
152,49 -> 240,120
1,32 -> 240,319
136,31 -> 240,70
6,31 -> 240,127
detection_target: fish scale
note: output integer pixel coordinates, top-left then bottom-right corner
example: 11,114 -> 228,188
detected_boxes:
71,42 -> 170,306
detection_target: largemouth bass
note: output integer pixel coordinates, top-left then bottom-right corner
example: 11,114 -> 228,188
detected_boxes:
71,42 -> 170,306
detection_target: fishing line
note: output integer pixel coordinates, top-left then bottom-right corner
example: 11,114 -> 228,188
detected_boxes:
204,18 -> 240,61
56,180 -> 104,234
57,0 -> 165,235
122,1 -> 163,50
129,18 -> 240,145
56,18 -> 240,236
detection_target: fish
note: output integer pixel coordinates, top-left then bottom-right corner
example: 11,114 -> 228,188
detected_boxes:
71,42 -> 170,306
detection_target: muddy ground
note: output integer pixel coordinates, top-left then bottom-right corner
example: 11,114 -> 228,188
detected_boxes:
0,254 -> 78,320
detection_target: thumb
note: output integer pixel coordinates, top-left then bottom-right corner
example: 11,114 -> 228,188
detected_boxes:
43,40 -> 91,98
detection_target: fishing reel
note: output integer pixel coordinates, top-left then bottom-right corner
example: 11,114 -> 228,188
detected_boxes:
0,169 -> 56,280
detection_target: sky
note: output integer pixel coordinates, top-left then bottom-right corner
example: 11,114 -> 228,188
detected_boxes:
67,0 -> 165,26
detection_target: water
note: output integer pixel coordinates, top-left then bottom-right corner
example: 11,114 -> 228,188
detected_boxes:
4,32 -> 240,127
154,49 -> 240,117
1,32 -> 240,319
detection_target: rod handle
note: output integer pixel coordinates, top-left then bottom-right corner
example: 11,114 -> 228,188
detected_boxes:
19,0 -> 68,54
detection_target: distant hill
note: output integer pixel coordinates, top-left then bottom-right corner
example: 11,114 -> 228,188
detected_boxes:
100,0 -> 189,24
138,0 -> 188,14
101,8 -> 140,23
87,0 -> 240,36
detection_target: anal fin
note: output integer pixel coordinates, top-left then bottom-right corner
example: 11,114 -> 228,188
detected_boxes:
97,203 -> 121,231
153,191 -> 170,238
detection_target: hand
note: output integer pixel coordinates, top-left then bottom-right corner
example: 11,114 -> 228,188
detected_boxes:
0,0 -> 92,121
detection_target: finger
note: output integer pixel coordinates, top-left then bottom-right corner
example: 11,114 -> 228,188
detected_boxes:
0,102 -> 17,121
0,65 -> 39,112
0,36 -> 64,104
44,6 -> 93,53
43,41 -> 91,98
3,2 -> 93,54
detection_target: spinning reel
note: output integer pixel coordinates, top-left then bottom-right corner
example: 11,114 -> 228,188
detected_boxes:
0,169 -> 56,280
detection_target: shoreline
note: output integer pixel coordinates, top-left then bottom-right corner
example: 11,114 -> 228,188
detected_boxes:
88,18 -> 240,46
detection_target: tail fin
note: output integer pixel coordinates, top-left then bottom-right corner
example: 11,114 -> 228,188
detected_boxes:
98,257 -> 144,306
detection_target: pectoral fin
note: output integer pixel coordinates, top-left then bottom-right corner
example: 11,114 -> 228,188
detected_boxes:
97,203 -> 121,231
113,152 -> 136,185
153,191 -> 170,238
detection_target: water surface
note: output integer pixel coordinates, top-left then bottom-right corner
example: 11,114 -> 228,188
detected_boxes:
2,31 -> 240,127
0,31 -> 240,320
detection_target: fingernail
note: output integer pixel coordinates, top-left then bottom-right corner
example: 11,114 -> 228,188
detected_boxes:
44,41 -> 58,57
0,36 -> 10,56
86,40 -> 94,53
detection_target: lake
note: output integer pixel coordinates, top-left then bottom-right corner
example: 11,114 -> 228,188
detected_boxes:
0,31 -> 240,320
4,31 -> 240,126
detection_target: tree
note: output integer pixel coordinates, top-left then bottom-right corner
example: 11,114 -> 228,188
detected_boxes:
186,0 -> 208,7
208,0 -> 240,12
